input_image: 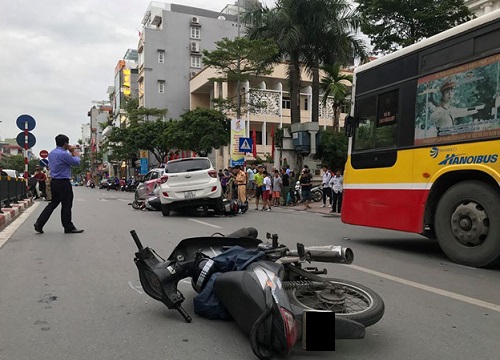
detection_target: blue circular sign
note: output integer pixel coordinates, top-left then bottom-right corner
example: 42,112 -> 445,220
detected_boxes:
16,132 -> 36,148
16,114 -> 36,131
39,159 -> 49,167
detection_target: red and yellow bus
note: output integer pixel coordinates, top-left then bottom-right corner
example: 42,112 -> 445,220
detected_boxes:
342,10 -> 500,268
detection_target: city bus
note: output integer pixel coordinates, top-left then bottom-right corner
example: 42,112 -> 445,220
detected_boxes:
342,10 -> 500,268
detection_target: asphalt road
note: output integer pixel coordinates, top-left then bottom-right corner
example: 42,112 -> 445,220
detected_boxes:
0,186 -> 498,360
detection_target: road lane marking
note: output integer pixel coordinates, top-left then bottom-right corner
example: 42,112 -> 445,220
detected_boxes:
0,202 -> 41,249
188,219 -> 221,228
348,264 -> 500,312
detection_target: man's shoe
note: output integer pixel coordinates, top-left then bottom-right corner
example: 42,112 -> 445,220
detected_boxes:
65,228 -> 84,234
34,223 -> 43,234
320,204 -> 325,207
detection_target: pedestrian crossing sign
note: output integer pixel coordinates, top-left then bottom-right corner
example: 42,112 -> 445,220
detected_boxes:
238,137 -> 253,153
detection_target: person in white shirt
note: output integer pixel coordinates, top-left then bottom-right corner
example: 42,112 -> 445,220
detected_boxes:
246,164 -> 256,198
320,166 -> 332,208
329,170 -> 343,213
262,170 -> 272,211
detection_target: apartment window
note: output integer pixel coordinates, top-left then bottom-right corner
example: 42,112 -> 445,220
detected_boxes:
191,55 -> 201,68
190,26 -> 201,39
158,50 -> 165,63
282,97 -> 291,109
158,80 -> 165,94
304,98 -> 308,111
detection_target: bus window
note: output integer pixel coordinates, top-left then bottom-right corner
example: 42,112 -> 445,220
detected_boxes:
353,94 -> 398,151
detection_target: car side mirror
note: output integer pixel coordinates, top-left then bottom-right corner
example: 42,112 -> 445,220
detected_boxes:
344,115 -> 355,138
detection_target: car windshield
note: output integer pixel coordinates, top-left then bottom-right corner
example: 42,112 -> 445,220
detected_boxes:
165,158 -> 211,173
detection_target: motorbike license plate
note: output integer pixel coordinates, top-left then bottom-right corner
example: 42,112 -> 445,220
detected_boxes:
302,310 -> 336,351
184,191 -> 196,199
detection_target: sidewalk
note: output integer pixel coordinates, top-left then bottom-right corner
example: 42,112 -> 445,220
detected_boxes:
247,197 -> 340,217
0,198 -> 34,230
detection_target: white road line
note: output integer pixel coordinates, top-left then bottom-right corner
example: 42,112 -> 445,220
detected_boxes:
0,202 -> 41,249
188,219 -> 222,228
348,264 -> 500,312
128,281 -> 143,294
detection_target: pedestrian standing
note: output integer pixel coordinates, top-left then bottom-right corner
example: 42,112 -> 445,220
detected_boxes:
280,167 -> 289,206
34,134 -> 83,234
234,166 -> 247,203
262,170 -> 272,211
300,168 -> 312,210
320,166 -> 332,208
253,165 -> 265,210
329,169 -> 344,213
272,170 -> 282,206
246,164 -> 256,198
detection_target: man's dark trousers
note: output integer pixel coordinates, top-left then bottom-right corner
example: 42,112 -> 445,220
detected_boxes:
36,179 -> 75,230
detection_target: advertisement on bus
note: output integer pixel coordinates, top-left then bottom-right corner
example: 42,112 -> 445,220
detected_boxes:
414,53 -> 500,146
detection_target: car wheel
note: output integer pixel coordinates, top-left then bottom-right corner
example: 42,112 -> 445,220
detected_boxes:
161,204 -> 170,217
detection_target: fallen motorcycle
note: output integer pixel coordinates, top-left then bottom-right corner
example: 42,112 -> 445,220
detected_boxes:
131,227 -> 384,359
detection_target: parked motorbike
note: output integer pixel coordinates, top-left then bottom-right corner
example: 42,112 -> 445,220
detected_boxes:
310,185 -> 323,202
131,227 -> 384,359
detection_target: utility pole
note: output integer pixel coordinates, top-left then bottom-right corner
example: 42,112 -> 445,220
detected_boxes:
236,0 -> 241,120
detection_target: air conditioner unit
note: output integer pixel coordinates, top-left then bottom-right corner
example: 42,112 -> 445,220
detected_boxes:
190,16 -> 199,24
190,71 -> 197,78
191,42 -> 199,52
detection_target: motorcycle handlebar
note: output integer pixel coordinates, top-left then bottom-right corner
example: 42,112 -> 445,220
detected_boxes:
289,245 -> 353,264
130,230 -> 143,251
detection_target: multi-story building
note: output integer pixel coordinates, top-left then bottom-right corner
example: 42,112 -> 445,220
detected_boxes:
86,105 -> 111,177
465,0 -> 500,16
137,2 -> 240,122
190,63 -> 352,173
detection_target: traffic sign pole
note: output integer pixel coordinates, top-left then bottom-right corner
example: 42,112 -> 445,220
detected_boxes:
16,114 -> 36,193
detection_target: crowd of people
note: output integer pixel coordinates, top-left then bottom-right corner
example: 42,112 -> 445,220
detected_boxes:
218,163 -> 343,213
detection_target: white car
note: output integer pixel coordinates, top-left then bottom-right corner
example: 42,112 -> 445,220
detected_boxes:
159,157 -> 223,216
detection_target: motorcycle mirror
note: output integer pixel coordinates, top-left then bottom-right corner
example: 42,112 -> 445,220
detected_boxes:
296,243 -> 305,259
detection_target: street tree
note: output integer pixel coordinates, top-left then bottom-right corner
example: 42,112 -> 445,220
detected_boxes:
320,63 -> 353,132
245,0 -> 304,125
314,129 -> 348,171
128,120 -> 172,164
301,0 -> 367,123
202,37 -> 278,118
164,108 -> 230,157
245,0 -> 366,125
356,0 -> 474,54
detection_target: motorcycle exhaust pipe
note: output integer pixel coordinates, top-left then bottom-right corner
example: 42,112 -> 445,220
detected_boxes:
290,245 -> 353,264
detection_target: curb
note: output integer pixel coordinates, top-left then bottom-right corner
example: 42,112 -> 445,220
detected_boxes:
0,198 -> 34,230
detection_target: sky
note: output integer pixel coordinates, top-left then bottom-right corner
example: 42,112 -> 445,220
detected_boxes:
0,0 -> 274,156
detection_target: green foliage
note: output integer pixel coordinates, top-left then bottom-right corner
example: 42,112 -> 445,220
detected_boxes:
314,129 -> 348,171
356,0 -> 474,54
272,127 -> 285,149
0,154 -> 39,174
164,108 -> 230,157
320,63 -> 353,132
104,98 -> 170,165
202,37 -> 278,82
203,37 -> 279,118
245,0 -> 367,125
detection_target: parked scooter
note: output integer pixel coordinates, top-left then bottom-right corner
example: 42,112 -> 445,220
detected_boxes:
310,185 -> 323,202
131,227 -> 384,359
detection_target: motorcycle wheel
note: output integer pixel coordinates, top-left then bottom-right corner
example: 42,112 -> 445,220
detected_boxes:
312,190 -> 322,202
286,278 -> 384,327
131,200 -> 142,210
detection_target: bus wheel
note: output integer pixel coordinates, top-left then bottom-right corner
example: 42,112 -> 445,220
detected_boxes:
435,181 -> 500,268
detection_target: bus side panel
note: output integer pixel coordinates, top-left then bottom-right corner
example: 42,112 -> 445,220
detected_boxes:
342,150 -> 429,233
342,188 -> 428,233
